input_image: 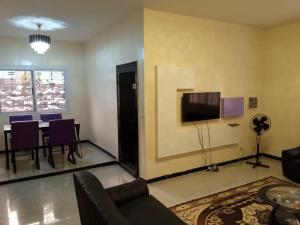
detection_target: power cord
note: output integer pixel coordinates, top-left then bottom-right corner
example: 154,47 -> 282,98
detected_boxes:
206,122 -> 219,172
207,122 -> 213,166
194,122 -> 207,167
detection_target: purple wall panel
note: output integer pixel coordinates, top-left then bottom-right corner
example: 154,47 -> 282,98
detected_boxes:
221,97 -> 244,118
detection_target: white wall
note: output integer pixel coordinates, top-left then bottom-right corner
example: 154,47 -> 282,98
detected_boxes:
0,36 -> 89,149
85,10 -> 146,176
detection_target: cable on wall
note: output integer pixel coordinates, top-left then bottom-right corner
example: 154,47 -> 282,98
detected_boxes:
206,121 -> 213,166
206,121 -> 219,172
194,122 -> 207,166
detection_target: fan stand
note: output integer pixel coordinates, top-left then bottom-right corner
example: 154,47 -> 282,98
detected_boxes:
246,135 -> 269,168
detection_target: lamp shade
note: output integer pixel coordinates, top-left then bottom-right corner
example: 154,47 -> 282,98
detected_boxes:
29,34 -> 51,54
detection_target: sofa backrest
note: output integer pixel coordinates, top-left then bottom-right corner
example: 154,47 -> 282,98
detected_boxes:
73,171 -> 131,225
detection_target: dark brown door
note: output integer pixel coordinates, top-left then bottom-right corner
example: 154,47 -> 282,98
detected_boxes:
116,62 -> 139,177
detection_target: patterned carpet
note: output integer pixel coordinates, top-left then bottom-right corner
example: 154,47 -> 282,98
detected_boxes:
171,177 -> 289,225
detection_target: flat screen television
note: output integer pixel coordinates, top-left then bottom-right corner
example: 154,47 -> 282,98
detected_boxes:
181,92 -> 221,122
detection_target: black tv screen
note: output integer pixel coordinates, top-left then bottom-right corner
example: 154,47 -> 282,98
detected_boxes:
181,92 -> 221,122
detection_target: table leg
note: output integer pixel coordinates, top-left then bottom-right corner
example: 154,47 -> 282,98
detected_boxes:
4,131 -> 9,170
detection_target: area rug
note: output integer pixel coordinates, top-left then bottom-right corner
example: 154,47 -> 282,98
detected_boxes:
171,177 -> 289,225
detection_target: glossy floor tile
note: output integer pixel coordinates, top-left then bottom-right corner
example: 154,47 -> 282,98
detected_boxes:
0,157 -> 286,225
0,165 -> 134,225
148,157 -> 287,207
0,143 -> 115,183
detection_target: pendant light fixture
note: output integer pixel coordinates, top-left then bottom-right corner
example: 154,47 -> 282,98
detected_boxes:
29,24 -> 51,54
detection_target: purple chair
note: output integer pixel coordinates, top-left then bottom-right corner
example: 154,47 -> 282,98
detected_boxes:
10,121 -> 40,173
40,113 -> 62,157
9,115 -> 33,123
40,113 -> 62,122
48,119 -> 76,168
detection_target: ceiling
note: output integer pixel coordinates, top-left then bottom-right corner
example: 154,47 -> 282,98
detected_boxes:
1,0 -> 300,42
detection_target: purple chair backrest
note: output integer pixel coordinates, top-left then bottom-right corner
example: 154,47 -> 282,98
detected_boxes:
11,121 -> 39,150
49,119 -> 75,146
40,113 -> 62,122
9,115 -> 33,123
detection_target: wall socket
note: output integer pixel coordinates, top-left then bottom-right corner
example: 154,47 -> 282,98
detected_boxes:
249,97 -> 258,109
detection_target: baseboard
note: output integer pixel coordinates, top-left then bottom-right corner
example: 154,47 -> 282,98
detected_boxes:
0,161 -> 117,186
0,140 -> 117,161
0,140 -> 118,185
146,154 -> 257,184
117,161 -> 139,178
87,141 -> 117,160
261,153 -> 282,161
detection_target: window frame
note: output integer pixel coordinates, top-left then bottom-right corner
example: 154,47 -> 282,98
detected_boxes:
0,66 -> 69,115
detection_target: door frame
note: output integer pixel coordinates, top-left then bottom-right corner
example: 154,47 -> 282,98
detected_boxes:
116,61 -> 139,177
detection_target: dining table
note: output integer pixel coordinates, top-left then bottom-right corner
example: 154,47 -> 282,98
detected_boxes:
3,121 -> 81,170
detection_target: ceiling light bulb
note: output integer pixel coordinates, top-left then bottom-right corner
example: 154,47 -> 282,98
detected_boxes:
30,41 -> 50,54
29,34 -> 51,54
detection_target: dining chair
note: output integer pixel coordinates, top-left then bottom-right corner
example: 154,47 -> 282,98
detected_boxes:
40,113 -> 62,157
47,119 -> 76,168
10,121 -> 40,173
9,114 -> 33,123
40,113 -> 62,122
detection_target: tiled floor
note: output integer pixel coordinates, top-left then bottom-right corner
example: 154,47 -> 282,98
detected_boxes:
0,165 -> 134,225
0,157 -> 286,225
0,142 -> 115,183
148,157 -> 287,207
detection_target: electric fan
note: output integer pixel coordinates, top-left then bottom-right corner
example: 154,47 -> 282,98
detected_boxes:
246,114 -> 271,168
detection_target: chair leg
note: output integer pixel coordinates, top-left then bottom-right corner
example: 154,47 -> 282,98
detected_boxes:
12,150 -> 16,173
61,145 -> 65,155
42,136 -> 47,157
48,146 -> 55,168
35,148 -> 40,170
67,144 -> 76,164
75,142 -> 82,158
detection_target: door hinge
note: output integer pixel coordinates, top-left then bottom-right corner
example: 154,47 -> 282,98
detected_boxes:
132,83 -> 136,90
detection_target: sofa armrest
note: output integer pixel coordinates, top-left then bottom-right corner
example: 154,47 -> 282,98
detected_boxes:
106,178 -> 149,206
282,147 -> 300,160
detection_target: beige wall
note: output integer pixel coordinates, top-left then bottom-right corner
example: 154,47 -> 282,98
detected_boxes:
85,10 -> 146,177
0,37 -> 89,149
263,22 -> 300,156
144,9 -> 265,179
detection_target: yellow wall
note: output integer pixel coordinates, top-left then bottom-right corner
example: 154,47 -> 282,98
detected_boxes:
263,22 -> 300,157
144,9 -> 265,179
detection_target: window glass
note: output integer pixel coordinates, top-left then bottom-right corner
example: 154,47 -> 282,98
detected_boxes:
34,70 -> 66,111
0,70 -> 34,113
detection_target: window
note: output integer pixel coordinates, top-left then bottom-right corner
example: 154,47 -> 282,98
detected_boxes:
35,71 -> 66,111
0,69 -> 67,113
0,70 -> 34,113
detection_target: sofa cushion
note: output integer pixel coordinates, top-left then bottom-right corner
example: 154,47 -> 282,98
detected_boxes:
290,159 -> 300,166
282,147 -> 300,160
119,195 -> 185,225
107,178 -> 149,206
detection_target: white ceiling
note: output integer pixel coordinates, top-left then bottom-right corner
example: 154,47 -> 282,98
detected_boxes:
1,0 -> 300,42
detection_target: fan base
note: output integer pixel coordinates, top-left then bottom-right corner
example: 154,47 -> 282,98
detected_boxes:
246,161 -> 269,168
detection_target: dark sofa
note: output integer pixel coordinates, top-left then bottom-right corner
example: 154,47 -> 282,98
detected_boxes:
73,171 -> 185,225
282,146 -> 300,183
